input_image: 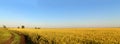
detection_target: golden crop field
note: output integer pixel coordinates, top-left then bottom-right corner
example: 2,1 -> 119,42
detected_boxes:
10,28 -> 120,44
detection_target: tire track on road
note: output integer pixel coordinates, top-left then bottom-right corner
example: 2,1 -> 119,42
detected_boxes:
4,33 -> 15,44
16,32 -> 26,44
4,31 -> 26,44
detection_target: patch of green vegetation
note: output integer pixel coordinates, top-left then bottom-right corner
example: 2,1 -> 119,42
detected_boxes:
0,28 -> 11,44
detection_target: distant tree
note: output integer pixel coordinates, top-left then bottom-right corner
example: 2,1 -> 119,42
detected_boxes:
21,25 -> 25,29
17,26 -> 20,29
35,27 -> 40,29
3,25 -> 7,28
35,27 -> 37,29
38,27 -> 40,29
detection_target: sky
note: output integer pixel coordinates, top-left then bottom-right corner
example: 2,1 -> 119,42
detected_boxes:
0,0 -> 120,28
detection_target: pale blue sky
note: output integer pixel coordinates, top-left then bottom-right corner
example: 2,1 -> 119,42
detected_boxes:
0,0 -> 120,27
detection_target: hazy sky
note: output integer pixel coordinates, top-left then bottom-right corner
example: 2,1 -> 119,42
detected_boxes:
0,0 -> 120,27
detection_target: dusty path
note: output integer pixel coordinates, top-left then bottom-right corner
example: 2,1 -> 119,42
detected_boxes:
16,32 -> 26,44
4,33 -> 15,44
4,31 -> 26,44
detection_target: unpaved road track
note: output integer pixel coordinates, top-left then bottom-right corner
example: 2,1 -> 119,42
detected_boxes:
16,32 -> 26,44
4,33 -> 15,44
4,31 -> 26,44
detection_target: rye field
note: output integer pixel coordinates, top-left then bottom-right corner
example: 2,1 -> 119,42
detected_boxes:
8,28 -> 120,44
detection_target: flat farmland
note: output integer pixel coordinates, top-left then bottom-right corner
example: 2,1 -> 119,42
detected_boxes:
9,28 -> 120,44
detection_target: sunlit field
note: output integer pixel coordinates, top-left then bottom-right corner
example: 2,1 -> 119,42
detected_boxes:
0,28 -> 11,44
9,28 -> 120,44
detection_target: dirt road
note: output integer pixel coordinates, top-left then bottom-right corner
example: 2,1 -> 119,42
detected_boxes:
4,31 -> 26,44
4,33 -> 15,44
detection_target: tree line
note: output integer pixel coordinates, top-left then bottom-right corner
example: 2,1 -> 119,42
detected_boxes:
2,25 -> 40,29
